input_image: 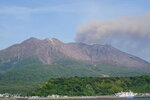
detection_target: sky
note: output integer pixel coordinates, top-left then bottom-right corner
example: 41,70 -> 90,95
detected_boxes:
0,0 -> 150,62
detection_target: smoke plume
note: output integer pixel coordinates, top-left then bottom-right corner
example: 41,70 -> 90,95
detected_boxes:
75,13 -> 150,62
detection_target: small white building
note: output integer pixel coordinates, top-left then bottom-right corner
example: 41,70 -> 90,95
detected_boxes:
115,91 -> 137,97
0,94 -> 4,97
47,94 -> 60,98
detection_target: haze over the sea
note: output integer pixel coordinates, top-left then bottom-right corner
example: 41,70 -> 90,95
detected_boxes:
0,0 -> 150,62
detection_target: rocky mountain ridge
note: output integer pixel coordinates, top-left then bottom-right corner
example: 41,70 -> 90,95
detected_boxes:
0,37 -> 149,69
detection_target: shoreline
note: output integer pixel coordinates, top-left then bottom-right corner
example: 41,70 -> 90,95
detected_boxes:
28,96 -> 150,100
1,96 -> 150,100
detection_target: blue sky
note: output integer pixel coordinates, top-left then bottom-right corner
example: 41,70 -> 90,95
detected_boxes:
0,0 -> 150,62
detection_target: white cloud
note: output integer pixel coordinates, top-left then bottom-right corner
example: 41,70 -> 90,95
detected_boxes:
0,3 -> 99,16
0,5 -> 82,19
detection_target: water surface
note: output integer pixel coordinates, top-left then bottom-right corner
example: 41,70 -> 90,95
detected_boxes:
36,98 -> 150,100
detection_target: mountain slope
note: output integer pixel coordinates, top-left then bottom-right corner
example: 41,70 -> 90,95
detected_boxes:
0,37 -> 150,69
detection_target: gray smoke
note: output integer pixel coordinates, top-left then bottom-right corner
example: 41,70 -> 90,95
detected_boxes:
75,13 -> 150,62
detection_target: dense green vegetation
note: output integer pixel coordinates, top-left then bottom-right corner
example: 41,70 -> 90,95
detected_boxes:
30,76 -> 150,96
0,57 -> 150,95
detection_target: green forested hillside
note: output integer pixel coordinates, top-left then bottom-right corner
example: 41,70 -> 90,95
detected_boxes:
30,76 -> 150,96
0,58 -> 150,95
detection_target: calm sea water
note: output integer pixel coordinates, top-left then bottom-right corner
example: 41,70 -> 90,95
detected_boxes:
36,98 -> 150,100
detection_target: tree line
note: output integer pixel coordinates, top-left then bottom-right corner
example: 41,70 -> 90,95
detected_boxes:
30,76 -> 150,96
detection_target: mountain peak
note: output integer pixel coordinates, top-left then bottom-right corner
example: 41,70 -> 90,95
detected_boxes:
0,37 -> 150,69
26,37 -> 39,41
45,38 -> 59,41
44,38 -> 62,44
22,37 -> 40,43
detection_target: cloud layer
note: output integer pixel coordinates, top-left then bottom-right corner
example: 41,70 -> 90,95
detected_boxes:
75,13 -> 150,62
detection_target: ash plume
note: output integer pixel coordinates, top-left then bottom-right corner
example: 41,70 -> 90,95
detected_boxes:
75,13 -> 150,62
